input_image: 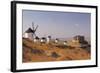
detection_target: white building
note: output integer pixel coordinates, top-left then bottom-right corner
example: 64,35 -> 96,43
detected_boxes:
46,36 -> 51,44
40,37 -> 46,44
63,41 -> 67,45
23,28 -> 34,40
34,36 -> 39,43
55,38 -> 59,43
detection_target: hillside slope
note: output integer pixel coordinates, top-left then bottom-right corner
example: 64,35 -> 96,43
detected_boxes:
22,38 -> 90,63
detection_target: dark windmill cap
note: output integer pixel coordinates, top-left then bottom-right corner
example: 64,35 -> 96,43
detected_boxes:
25,28 -> 34,33
35,36 -> 39,39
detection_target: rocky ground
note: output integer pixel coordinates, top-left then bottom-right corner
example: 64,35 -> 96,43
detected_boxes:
22,38 -> 91,63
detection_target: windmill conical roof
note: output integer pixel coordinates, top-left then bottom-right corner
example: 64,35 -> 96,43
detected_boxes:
25,28 -> 34,33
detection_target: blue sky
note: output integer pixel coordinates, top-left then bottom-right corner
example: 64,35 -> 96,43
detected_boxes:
22,10 -> 91,39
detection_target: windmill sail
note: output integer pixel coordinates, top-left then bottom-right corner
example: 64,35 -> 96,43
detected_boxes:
31,22 -> 38,38
32,22 -> 34,31
34,25 -> 38,33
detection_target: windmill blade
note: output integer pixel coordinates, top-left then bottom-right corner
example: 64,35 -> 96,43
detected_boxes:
32,22 -> 34,30
34,33 -> 36,37
33,33 -> 36,37
34,25 -> 38,32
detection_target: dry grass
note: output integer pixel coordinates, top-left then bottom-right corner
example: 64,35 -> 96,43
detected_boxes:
22,38 -> 91,63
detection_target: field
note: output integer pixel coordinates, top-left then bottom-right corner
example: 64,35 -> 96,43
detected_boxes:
22,38 -> 91,63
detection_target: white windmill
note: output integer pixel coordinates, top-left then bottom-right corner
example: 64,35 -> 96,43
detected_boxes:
55,38 -> 59,43
46,36 -> 51,44
23,22 -> 38,40
63,41 -> 67,45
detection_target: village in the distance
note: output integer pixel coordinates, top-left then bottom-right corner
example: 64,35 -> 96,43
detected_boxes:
22,22 -> 91,63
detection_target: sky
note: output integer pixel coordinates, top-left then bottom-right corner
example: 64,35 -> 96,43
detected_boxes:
22,10 -> 91,39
